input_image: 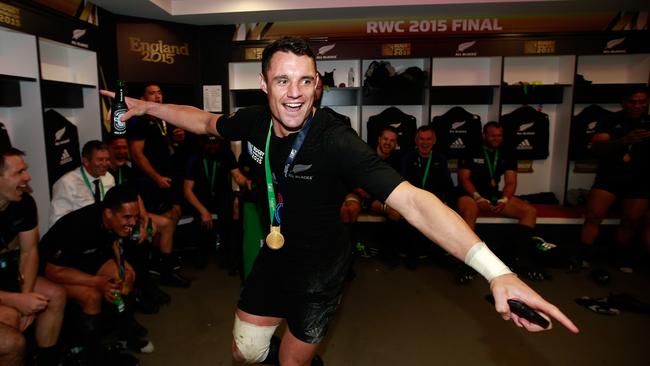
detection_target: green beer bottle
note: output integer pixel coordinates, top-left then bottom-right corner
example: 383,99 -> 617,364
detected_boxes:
111,80 -> 128,136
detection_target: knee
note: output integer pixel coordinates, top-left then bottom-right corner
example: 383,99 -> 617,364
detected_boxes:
232,315 -> 278,363
524,203 -> 537,218
47,284 -> 67,313
0,327 -> 26,358
76,288 -> 103,313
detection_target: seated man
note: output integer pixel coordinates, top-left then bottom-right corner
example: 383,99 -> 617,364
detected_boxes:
456,121 -> 552,280
0,148 -> 66,366
107,136 -> 189,290
578,86 -> 650,274
184,135 -> 250,271
43,185 -> 153,364
340,127 -> 402,265
49,140 -> 115,226
400,126 -> 454,269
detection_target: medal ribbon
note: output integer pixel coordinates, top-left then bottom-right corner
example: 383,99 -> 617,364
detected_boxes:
421,152 -> 433,188
264,116 -> 314,227
482,147 -> 499,184
80,167 -> 104,201
202,158 -> 217,197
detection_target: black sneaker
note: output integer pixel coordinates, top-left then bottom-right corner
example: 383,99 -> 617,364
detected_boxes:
160,271 -> 191,288
119,338 -> 155,354
134,293 -> 160,314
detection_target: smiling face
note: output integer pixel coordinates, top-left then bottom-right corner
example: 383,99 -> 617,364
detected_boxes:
483,125 -> 504,150
260,51 -> 318,137
415,129 -> 436,157
103,201 -> 139,238
108,138 -> 129,169
0,155 -> 31,207
82,148 -> 110,178
377,129 -> 398,158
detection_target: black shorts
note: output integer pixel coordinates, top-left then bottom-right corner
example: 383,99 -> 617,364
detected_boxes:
237,254 -> 347,344
135,177 -> 182,214
593,174 -> 650,199
0,250 -> 20,293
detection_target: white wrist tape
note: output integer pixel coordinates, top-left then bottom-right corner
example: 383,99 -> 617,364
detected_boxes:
464,242 -> 513,282
497,197 -> 508,204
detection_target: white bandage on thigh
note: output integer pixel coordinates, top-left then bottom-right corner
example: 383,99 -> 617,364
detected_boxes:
232,314 -> 279,364
464,242 -> 513,282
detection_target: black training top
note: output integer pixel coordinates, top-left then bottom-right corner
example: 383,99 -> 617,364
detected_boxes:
128,115 -> 174,177
217,105 -> 403,288
41,203 -> 116,272
400,149 -> 453,203
185,145 -> 237,206
594,111 -> 650,179
0,194 -> 37,252
459,147 -> 517,198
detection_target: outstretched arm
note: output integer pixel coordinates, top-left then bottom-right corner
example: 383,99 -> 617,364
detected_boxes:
385,181 -> 579,334
100,90 -> 221,137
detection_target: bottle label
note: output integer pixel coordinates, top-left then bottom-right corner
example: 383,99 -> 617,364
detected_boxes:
113,109 -> 127,135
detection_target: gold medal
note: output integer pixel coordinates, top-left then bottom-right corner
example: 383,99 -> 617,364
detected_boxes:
490,178 -> 496,187
265,226 -> 284,250
622,153 -> 631,163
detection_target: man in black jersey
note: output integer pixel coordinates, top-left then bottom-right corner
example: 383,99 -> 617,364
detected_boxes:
578,87 -> 650,272
103,37 -> 578,365
0,148 -> 66,366
457,122 -> 553,280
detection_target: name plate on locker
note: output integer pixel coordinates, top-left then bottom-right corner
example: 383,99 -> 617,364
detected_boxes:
524,40 -> 556,54
382,43 -> 412,57
245,47 -> 265,60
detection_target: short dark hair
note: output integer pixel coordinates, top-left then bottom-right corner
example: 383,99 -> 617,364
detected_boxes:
622,85 -> 649,100
379,126 -> 399,137
483,121 -> 502,133
82,140 -> 108,159
102,184 -> 138,212
0,147 -> 24,175
416,125 -> 435,135
261,37 -> 316,80
142,83 -> 161,97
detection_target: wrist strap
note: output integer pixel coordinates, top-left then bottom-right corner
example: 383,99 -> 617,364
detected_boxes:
465,242 -> 512,282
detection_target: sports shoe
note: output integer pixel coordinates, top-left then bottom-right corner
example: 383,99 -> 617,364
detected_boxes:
530,236 -> 557,252
160,271 -> 192,288
119,338 -> 155,354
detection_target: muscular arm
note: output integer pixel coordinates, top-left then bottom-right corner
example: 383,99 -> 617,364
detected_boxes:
502,170 -> 517,199
183,179 -> 209,216
458,168 -> 478,196
45,262 -> 109,289
17,227 -> 39,293
386,181 -> 580,334
386,181 -> 480,260
99,90 -> 221,137
230,168 -> 251,189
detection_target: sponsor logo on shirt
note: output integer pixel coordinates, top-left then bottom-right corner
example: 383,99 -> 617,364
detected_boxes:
473,158 -> 485,164
82,248 -> 98,254
451,121 -> 466,129
59,149 -> 73,166
517,139 -> 533,150
587,121 -> 597,131
518,122 -> 535,131
247,142 -> 264,165
291,164 -> 312,174
450,138 -> 466,149
54,127 -> 71,146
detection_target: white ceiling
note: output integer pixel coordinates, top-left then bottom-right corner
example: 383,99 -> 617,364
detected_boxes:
90,0 -> 648,26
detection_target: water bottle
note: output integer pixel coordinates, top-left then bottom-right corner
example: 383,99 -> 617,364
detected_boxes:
347,67 -> 355,87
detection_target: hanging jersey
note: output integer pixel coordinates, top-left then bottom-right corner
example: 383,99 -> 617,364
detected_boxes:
570,105 -> 614,160
366,107 -> 416,152
430,106 -> 482,159
500,106 -> 550,160
44,110 -> 81,188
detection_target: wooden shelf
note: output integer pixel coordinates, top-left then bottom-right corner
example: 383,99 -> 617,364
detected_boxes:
430,86 -> 497,105
574,83 -> 647,104
501,84 -> 568,104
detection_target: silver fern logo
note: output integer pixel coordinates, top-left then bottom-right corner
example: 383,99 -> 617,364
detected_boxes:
455,40 -> 477,56
318,44 -> 336,55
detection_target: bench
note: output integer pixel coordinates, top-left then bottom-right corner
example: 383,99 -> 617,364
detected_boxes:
356,204 -> 621,225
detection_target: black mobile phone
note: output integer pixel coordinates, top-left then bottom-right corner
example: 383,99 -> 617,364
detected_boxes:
485,295 -> 550,329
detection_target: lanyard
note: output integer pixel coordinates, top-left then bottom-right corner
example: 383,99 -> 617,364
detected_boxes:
202,158 -> 217,196
157,120 -> 167,136
112,238 -> 125,280
80,167 -> 104,200
482,147 -> 499,180
421,152 -> 433,188
116,167 -> 123,185
264,117 -> 314,226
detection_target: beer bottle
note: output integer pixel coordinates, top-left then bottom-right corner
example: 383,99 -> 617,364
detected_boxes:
111,80 -> 128,136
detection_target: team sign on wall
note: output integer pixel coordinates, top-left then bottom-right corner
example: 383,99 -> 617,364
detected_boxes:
367,18 -> 503,34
